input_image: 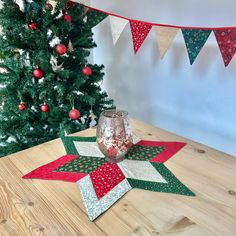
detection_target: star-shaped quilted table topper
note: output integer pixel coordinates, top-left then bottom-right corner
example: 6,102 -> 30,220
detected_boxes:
22,135 -> 195,221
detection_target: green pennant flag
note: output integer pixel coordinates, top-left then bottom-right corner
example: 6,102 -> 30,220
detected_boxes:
182,29 -> 211,65
86,10 -> 108,28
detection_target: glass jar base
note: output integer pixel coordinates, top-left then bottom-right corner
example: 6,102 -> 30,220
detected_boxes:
105,156 -> 125,163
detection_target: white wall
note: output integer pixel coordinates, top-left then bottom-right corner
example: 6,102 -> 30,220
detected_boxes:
91,0 -> 236,156
1,0 -> 235,156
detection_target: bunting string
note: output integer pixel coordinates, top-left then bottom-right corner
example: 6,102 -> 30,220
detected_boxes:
74,1 -> 236,66
84,4 -> 236,30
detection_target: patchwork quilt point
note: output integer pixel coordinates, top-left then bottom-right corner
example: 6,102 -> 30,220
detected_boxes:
23,136 -> 195,220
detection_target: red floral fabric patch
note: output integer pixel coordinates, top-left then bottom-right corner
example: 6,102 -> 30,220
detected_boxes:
90,163 -> 125,199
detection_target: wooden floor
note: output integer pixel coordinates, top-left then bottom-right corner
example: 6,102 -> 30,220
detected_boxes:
0,119 -> 236,236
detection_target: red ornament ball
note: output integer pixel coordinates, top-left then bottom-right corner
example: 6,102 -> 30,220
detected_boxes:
82,66 -> 92,76
63,14 -> 71,23
41,103 -> 49,112
28,22 -> 37,30
18,103 -> 26,111
55,44 -> 67,55
69,108 -> 80,120
45,3 -> 53,10
65,0 -> 74,9
33,68 -> 44,79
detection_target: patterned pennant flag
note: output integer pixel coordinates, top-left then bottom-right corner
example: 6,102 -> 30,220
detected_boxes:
109,16 -> 128,45
214,28 -> 236,67
86,10 -> 108,28
130,20 -> 152,54
154,26 -> 178,58
182,29 -> 211,65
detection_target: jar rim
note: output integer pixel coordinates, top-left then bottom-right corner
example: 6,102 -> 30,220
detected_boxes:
101,110 -> 128,118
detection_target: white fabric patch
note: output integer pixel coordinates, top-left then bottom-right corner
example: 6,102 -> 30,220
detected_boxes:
118,160 -> 167,183
73,141 -> 105,158
132,134 -> 141,144
77,175 -> 132,221
109,16 -> 128,45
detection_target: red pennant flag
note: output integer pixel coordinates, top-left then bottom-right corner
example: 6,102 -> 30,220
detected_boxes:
214,28 -> 236,66
130,20 -> 152,54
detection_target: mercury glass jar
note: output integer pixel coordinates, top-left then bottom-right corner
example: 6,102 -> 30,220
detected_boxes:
97,110 -> 133,163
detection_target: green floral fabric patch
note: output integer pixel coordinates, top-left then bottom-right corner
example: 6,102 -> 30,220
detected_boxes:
54,156 -> 105,174
126,145 -> 165,161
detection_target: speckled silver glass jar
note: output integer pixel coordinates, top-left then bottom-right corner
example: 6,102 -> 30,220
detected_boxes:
97,110 -> 133,163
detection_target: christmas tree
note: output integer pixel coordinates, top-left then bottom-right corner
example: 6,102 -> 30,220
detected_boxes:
0,0 -> 113,157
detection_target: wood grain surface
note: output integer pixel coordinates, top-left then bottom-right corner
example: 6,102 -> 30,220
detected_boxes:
0,119 -> 236,236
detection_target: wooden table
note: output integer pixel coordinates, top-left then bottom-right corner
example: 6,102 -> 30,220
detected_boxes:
0,119 -> 236,236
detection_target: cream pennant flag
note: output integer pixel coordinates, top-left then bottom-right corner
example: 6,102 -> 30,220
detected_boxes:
109,16 -> 128,45
154,26 -> 178,58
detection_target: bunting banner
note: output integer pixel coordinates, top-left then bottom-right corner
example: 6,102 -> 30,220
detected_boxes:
214,29 -> 236,66
109,16 -> 128,45
86,10 -> 108,28
154,26 -> 178,58
182,29 -> 211,65
72,0 -> 236,66
130,21 -> 152,54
